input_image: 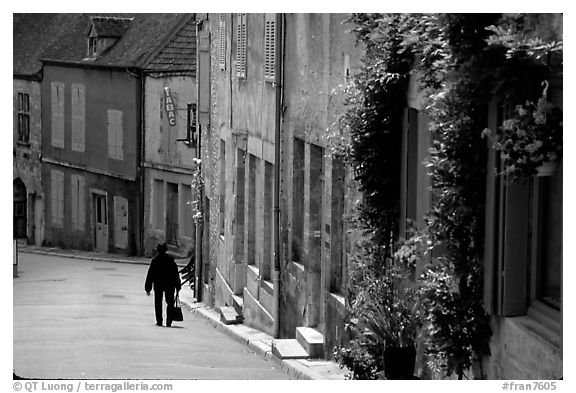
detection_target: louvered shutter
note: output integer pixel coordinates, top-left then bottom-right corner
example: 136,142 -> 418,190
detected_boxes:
219,14 -> 226,71
236,14 -> 247,79
198,20 -> 211,126
264,14 -> 276,83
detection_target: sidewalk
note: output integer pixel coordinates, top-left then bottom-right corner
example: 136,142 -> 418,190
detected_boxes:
16,245 -> 349,380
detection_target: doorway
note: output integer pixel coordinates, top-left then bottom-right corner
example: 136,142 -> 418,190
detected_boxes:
93,193 -> 108,251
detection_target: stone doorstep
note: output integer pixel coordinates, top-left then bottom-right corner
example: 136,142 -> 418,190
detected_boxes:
232,294 -> 244,315
271,339 -> 309,360
296,326 -> 324,358
219,306 -> 242,325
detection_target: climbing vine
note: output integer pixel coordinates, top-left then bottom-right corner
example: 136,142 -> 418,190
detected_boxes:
332,13 -> 562,380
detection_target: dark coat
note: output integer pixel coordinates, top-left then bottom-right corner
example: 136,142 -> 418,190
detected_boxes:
145,252 -> 181,292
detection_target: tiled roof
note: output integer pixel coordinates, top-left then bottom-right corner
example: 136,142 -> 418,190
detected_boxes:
13,14 -> 69,77
37,13 -> 194,70
88,16 -> 134,38
145,16 -> 196,73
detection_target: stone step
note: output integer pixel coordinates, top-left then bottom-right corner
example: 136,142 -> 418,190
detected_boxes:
232,294 -> 244,315
271,339 -> 309,360
296,326 -> 324,358
219,306 -> 243,325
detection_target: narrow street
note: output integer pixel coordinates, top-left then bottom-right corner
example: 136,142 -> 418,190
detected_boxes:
13,252 -> 290,380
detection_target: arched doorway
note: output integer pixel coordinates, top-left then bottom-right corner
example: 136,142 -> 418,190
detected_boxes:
14,179 -> 27,239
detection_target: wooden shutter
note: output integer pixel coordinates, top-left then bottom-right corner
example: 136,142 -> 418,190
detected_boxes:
71,175 -> 78,230
501,180 -> 530,316
236,14 -> 247,79
51,82 -> 65,148
114,196 -> 128,249
78,175 -> 85,231
115,111 -> 124,160
264,14 -> 276,83
71,84 -> 85,152
219,14 -> 226,71
107,110 -> 123,160
198,19 -> 211,126
51,170 -> 58,225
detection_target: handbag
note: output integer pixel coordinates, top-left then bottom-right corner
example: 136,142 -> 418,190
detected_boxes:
170,293 -> 184,322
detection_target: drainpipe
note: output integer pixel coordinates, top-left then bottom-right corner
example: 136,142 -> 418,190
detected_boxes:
272,13 -> 285,339
139,72 -> 146,256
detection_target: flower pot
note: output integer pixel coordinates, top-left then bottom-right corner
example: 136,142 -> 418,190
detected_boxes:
384,346 -> 416,379
536,161 -> 557,177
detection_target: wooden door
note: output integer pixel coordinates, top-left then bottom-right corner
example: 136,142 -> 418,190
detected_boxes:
166,183 -> 179,245
94,194 -> 108,251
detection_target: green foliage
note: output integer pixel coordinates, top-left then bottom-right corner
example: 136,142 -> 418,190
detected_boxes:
333,12 -> 561,380
482,87 -> 563,182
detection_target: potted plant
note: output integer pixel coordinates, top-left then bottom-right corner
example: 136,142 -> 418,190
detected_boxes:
353,264 -> 422,379
482,82 -> 562,182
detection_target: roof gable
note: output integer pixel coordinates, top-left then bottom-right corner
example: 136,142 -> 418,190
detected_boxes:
86,16 -> 134,38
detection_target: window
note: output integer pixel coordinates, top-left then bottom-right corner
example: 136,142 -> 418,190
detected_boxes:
532,171 -> 562,310
264,14 -> 277,83
219,139 -> 226,236
17,93 -> 30,144
236,13 -> 247,79
247,154 -> 257,265
484,102 -> 563,320
330,157 -> 346,293
50,170 -> 64,227
292,138 -> 305,263
219,14 -> 226,71
234,149 -> 246,263
263,161 -> 273,280
71,84 -> 86,152
51,82 -> 65,148
70,174 -> 85,231
107,109 -> 123,160
88,37 -> 98,57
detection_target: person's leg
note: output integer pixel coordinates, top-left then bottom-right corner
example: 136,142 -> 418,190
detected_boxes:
165,288 -> 175,327
154,290 -> 163,326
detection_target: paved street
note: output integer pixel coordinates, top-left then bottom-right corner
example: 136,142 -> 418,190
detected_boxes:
13,252 -> 290,380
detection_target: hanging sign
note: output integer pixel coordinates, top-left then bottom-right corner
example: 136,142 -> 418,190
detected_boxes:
164,87 -> 177,127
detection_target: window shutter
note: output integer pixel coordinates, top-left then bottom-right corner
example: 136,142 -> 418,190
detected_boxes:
71,84 -> 85,152
116,110 -> 124,160
236,14 -> 247,79
264,14 -> 276,83
51,82 -> 65,148
219,14 -> 226,71
51,170 -> 58,225
71,175 -> 78,230
108,110 -> 115,158
501,180 -> 530,316
114,196 -> 128,249
78,175 -> 85,231
198,20 -> 211,126
107,110 -> 123,160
